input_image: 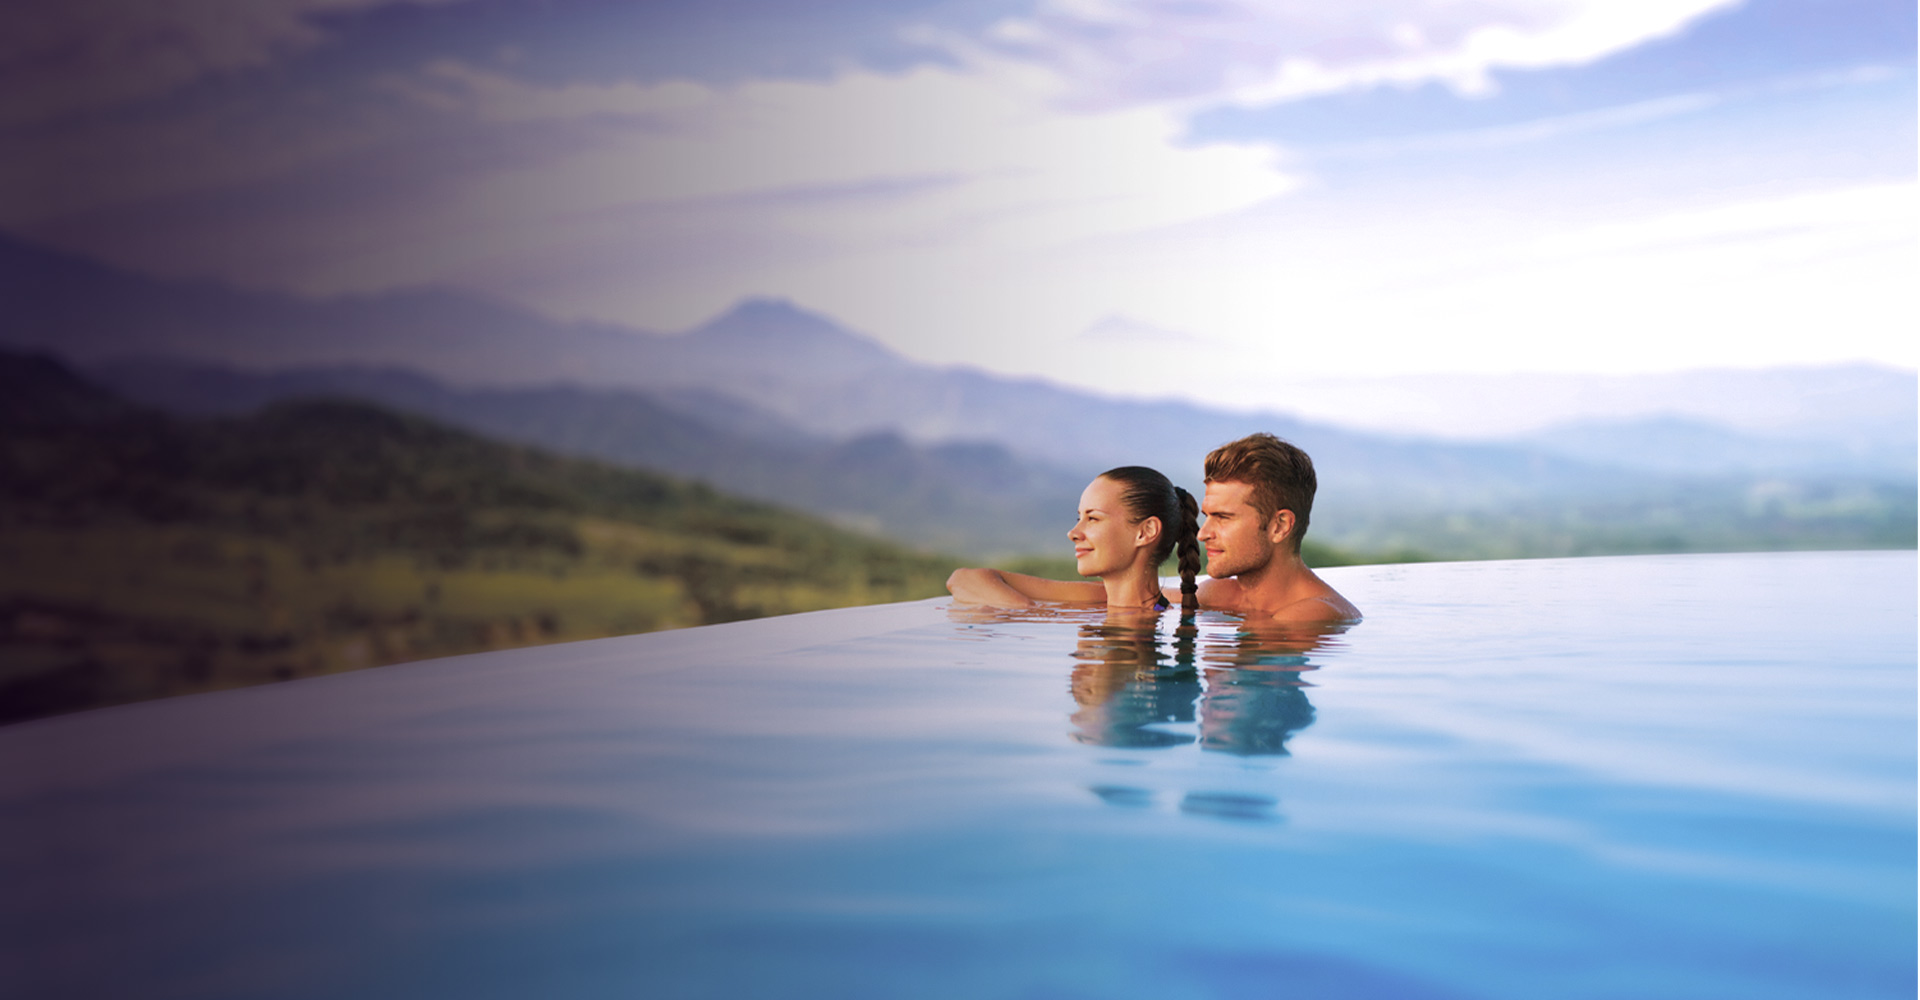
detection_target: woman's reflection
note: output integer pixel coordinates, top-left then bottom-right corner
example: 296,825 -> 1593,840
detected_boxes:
1066,610 -> 1200,748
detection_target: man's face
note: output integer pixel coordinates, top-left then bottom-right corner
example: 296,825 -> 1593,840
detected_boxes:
1198,480 -> 1277,579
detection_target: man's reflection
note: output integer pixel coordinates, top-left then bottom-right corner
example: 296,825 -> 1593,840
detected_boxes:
1197,669 -> 1315,755
1196,616 -> 1344,757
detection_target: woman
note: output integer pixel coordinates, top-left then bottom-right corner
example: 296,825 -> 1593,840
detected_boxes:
946,466 -> 1201,611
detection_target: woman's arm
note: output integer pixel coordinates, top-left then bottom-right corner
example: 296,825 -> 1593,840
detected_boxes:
946,568 -> 1104,607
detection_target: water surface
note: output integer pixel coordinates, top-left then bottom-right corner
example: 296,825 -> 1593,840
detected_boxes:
2,551 -> 1913,998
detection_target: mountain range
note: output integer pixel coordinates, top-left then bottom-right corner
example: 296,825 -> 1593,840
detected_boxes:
80,359 -> 1088,556
0,352 -> 956,721
5,231 -> 1913,558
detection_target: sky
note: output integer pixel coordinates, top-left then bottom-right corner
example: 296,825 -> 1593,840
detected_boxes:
2,0 -> 1914,414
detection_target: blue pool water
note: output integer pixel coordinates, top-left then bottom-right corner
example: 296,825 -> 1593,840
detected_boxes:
2,551 -> 1914,998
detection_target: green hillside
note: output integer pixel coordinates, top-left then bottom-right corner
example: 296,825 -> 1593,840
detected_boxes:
0,355 -> 955,723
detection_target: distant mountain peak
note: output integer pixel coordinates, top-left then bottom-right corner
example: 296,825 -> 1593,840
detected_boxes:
727,295 -> 813,318
688,298 -> 900,366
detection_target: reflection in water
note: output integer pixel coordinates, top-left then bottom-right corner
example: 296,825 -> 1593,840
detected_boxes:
1068,611 -> 1202,749
1088,784 -> 1156,808
1198,668 -> 1315,757
1197,617 -> 1343,757
1179,791 -> 1280,822
944,602 -> 1350,766
1058,609 -> 1349,757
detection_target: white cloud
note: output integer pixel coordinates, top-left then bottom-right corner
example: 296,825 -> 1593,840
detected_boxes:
957,0 -> 1743,109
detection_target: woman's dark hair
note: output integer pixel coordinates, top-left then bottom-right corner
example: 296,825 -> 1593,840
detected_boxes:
1100,466 -> 1202,610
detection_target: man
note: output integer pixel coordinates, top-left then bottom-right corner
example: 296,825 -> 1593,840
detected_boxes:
1189,433 -> 1359,623
946,432 -> 1359,622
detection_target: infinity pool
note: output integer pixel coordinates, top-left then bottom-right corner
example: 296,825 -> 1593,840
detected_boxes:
2,551 -> 1913,998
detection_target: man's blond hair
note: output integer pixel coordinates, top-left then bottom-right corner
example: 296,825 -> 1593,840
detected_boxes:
1203,433 -> 1316,551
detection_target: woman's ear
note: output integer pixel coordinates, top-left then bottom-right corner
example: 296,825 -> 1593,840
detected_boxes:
1136,516 -> 1164,548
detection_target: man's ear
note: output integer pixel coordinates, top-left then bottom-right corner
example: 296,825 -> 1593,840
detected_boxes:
1266,509 -> 1295,544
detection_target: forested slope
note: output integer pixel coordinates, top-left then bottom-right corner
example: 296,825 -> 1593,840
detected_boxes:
0,353 -> 954,723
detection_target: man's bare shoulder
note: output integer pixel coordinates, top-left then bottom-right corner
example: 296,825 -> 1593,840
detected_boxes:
1195,575 -> 1360,622
1193,576 -> 1246,609
1286,569 -> 1360,622
1277,592 -> 1362,623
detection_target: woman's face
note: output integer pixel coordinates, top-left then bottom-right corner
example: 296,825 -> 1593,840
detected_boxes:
1070,476 -> 1150,578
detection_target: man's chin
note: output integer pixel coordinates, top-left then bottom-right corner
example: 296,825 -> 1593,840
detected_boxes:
1205,558 -> 1251,579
